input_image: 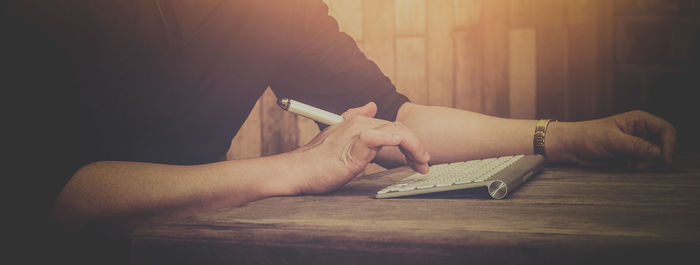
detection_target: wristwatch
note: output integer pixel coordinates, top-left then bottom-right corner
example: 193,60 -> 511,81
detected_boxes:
534,119 -> 555,156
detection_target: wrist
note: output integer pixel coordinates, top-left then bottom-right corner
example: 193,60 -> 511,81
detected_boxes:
541,121 -> 577,162
251,152 -> 305,198
534,119 -> 555,156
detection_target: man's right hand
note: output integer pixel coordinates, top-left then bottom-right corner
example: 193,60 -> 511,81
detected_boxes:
282,102 -> 431,195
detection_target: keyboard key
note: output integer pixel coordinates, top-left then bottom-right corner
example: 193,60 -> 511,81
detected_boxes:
398,186 -> 417,192
416,183 -> 436,189
454,179 -> 475,185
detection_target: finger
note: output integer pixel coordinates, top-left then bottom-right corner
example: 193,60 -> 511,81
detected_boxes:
349,129 -> 403,165
638,112 -> 676,164
399,145 -> 430,174
647,115 -> 676,164
357,129 -> 403,149
612,132 -> 661,161
375,122 -> 430,173
341,102 -> 378,119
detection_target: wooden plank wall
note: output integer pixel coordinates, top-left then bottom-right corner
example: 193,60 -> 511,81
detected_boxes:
612,0 -> 700,154
227,0 -> 700,161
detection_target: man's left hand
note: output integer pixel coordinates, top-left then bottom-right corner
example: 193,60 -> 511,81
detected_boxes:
547,110 -> 676,168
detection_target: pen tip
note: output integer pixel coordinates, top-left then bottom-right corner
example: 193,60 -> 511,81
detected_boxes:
277,98 -> 289,110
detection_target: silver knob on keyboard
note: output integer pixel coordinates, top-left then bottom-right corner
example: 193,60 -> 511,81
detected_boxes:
488,180 -> 507,199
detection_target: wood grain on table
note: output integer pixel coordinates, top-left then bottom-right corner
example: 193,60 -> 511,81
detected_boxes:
133,158 -> 700,265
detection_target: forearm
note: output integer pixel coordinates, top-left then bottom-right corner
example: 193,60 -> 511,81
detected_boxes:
376,103 -> 571,166
53,153 -> 300,233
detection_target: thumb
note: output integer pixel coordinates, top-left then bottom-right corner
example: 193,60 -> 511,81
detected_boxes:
341,102 -> 377,119
613,133 -> 661,160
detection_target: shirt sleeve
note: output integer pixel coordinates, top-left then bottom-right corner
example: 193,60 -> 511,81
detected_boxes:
269,0 -> 409,126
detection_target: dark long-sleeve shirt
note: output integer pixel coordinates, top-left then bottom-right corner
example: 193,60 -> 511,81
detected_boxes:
6,0 -> 408,218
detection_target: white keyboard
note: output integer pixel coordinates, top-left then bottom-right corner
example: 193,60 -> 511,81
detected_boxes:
375,154 -> 544,199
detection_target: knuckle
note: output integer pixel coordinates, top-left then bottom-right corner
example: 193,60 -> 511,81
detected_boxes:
346,117 -> 365,130
357,130 -> 370,141
348,116 -> 361,123
348,115 -> 369,125
356,129 -> 365,139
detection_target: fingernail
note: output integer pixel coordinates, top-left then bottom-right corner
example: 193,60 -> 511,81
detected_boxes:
392,134 -> 402,142
424,151 -> 431,162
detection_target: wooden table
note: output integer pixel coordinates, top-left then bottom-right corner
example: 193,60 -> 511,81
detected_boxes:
132,157 -> 700,264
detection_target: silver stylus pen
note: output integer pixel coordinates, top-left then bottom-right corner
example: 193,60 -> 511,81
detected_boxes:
277,98 -> 345,125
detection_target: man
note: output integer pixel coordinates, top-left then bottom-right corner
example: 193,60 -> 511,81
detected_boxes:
6,0 -> 675,263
